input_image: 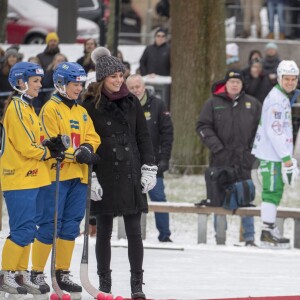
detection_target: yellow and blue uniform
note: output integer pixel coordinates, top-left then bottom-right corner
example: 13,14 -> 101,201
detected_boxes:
0,95 -> 51,271
33,93 -> 100,271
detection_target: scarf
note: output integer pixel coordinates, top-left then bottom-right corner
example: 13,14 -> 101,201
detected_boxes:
102,82 -> 129,101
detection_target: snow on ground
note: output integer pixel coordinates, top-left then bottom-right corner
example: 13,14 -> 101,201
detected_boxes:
1,173 -> 300,299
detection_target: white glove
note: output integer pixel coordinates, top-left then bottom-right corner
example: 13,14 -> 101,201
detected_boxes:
91,172 -> 103,201
141,164 -> 158,193
282,158 -> 299,187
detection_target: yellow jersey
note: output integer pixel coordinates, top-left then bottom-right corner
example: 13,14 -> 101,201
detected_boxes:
0,95 -> 51,191
39,93 -> 100,183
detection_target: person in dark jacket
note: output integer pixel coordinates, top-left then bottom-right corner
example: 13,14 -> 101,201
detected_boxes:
82,47 -> 157,299
76,38 -> 97,73
243,58 -> 273,104
139,27 -> 170,76
126,74 -> 174,242
37,32 -> 60,71
196,69 -> 262,246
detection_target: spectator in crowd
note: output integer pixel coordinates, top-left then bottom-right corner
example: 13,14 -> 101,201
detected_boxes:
196,69 -> 261,246
35,53 -> 68,114
126,74 -> 174,243
139,27 -> 170,76
226,43 -> 240,70
28,56 -> 41,64
262,42 -> 281,86
37,32 -> 60,71
76,38 -> 97,73
0,49 -> 19,115
82,47 -> 157,299
243,58 -> 273,104
266,0 -> 286,39
241,0 -> 263,38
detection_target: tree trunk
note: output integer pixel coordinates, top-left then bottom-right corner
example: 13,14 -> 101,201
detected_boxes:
0,0 -> 8,43
107,0 -> 121,56
170,0 -> 226,174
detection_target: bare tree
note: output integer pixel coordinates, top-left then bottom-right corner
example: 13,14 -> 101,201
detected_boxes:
170,0 -> 226,174
0,0 -> 8,43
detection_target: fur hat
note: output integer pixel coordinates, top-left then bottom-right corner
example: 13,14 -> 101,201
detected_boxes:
91,47 -> 126,82
46,32 -> 59,44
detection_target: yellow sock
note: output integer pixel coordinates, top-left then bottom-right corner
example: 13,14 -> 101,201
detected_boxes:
2,239 -> 24,271
31,239 -> 52,272
56,239 -> 75,270
16,244 -> 30,271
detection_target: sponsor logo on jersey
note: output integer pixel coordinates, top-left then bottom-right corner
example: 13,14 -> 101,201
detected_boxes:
50,162 -> 65,170
26,168 -> 38,177
3,169 -> 15,175
271,121 -> 283,135
245,102 -> 251,109
83,113 -> 88,122
71,132 -> 80,149
274,111 -> 282,119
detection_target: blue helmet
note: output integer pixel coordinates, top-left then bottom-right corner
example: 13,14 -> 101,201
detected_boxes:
53,62 -> 87,87
9,62 -> 44,89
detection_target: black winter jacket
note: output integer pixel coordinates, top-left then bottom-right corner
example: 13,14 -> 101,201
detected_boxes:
139,42 -> 170,76
196,81 -> 262,180
142,91 -> 173,166
83,93 -> 155,216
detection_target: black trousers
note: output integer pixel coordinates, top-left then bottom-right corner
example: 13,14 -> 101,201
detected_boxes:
95,212 -> 143,275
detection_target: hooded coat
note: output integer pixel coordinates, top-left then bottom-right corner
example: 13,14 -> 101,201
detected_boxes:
196,80 -> 262,180
83,92 -> 155,216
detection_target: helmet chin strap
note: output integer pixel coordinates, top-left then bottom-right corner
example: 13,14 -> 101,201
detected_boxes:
14,82 -> 29,95
54,83 -> 73,100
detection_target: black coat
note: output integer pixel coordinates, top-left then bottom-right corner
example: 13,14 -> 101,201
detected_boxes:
139,42 -> 170,76
196,81 -> 262,180
83,93 -> 155,216
142,91 -> 173,165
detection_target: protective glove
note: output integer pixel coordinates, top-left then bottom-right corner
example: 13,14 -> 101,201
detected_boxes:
282,158 -> 299,187
91,172 -> 103,201
157,159 -> 169,177
141,164 -> 158,193
43,135 -> 70,162
74,144 -> 93,164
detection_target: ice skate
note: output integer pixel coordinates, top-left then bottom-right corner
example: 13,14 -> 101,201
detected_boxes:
56,270 -> 82,300
260,224 -> 290,249
30,271 -> 50,293
0,271 -> 27,300
99,271 -> 112,294
15,270 -> 48,300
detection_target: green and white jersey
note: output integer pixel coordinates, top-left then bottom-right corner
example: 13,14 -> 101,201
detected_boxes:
252,85 -> 293,163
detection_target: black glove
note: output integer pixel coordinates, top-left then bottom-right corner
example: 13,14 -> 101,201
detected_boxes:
74,143 -> 93,164
157,159 -> 169,177
43,135 -> 69,162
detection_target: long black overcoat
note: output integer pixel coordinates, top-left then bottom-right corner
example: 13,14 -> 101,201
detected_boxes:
83,93 -> 154,216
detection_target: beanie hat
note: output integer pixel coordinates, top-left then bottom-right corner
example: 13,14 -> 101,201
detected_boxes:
5,49 -> 19,60
226,43 -> 239,57
224,69 -> 244,84
265,42 -> 278,50
46,32 -> 59,44
155,27 -> 168,36
91,47 -> 126,82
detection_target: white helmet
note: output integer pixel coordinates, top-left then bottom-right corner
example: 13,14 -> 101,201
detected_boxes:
277,60 -> 299,86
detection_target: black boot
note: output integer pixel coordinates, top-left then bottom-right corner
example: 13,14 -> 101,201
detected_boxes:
131,271 -> 145,299
98,270 -> 111,293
